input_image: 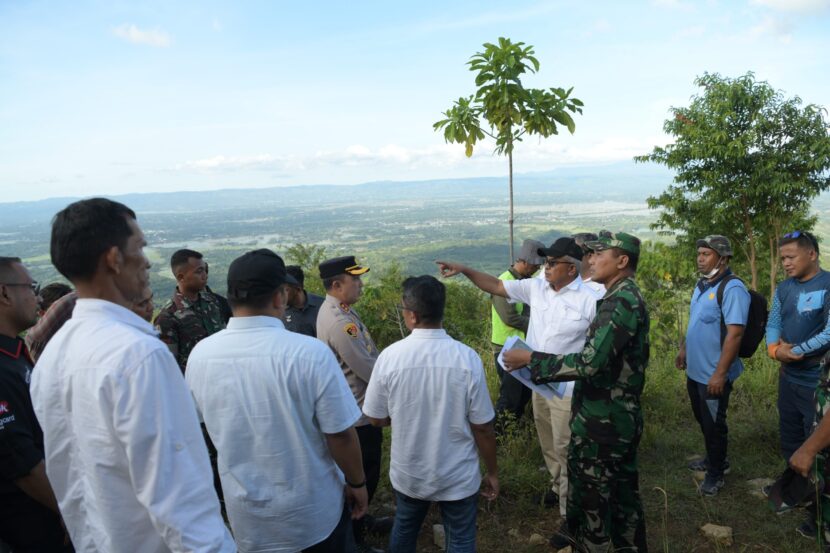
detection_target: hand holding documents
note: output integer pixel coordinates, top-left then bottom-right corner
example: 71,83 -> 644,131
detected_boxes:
497,336 -> 565,399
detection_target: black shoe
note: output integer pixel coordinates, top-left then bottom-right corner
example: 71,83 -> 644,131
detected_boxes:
687,457 -> 731,475
355,544 -> 385,553
532,489 -> 559,508
797,517 -> 818,540
699,474 -> 725,496
549,529 -> 575,549
364,514 -> 394,535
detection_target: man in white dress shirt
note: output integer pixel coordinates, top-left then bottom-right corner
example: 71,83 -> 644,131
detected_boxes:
437,237 -> 597,523
187,249 -> 368,553
363,276 -> 497,553
31,198 -> 235,553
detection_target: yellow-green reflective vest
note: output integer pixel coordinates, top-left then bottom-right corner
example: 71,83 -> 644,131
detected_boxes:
491,270 -> 525,345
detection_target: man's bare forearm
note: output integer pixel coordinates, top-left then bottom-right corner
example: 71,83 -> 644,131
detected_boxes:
471,421 -> 498,475
14,460 -> 60,514
325,428 -> 366,485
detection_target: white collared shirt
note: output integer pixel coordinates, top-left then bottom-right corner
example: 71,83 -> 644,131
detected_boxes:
362,328 -> 494,501
502,277 -> 598,397
186,316 -> 362,553
31,299 -> 235,553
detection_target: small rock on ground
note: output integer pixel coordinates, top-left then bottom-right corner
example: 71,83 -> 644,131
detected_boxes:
508,528 -> 520,539
700,523 -> 733,546
528,533 -> 547,545
747,477 -> 775,499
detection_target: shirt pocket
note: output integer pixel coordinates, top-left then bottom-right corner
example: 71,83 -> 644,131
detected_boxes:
798,290 -> 825,315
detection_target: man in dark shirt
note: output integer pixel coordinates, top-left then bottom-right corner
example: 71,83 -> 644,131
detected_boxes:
284,266 -> 324,337
155,249 -> 226,373
0,257 -> 71,551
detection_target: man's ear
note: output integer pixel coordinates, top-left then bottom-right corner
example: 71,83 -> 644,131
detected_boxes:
104,246 -> 122,275
617,253 -> 630,270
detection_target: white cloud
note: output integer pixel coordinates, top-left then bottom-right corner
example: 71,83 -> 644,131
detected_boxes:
751,0 -> 830,13
651,0 -> 695,10
675,25 -> 706,39
176,137 -> 660,177
112,24 -> 171,47
749,15 -> 794,42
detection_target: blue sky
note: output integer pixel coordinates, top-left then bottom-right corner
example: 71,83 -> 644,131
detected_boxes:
2,0 -> 829,202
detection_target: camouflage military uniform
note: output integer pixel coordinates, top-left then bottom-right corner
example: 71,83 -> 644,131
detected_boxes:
528,276 -> 650,553
155,288 -> 226,373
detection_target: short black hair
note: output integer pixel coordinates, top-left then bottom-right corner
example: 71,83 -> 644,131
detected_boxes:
401,275 -> 445,324
0,257 -> 22,281
39,283 -> 73,312
612,248 -> 640,271
323,274 -> 348,291
170,249 -> 203,271
286,265 -> 305,287
227,287 -> 283,311
779,231 -> 820,255
50,198 -> 137,282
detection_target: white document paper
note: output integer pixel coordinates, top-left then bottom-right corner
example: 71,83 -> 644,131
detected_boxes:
497,336 -> 564,400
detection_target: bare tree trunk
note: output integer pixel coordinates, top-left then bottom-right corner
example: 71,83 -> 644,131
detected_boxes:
740,205 -> 757,290
508,149 -> 515,264
769,221 -> 781,299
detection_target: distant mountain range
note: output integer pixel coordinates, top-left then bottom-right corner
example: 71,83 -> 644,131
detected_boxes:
1,161 -> 673,228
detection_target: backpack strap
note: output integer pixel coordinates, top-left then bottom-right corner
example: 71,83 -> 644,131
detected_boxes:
717,274 -> 740,346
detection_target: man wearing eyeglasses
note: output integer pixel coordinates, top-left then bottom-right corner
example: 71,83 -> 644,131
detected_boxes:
0,257 -> 70,551
437,237 -> 597,528
766,230 -> 830,540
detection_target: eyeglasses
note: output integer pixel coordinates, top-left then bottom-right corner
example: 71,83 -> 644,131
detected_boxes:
784,230 -> 819,249
544,259 -> 574,267
1,281 -> 40,295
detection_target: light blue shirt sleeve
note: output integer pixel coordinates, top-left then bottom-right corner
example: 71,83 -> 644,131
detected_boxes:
722,281 -> 750,326
766,288 -> 783,344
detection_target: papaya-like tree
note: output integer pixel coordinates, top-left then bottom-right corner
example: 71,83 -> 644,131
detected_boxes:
434,37 -> 583,262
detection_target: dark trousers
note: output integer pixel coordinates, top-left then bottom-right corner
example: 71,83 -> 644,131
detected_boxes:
493,350 -> 531,422
303,500 -> 356,553
687,377 -> 732,478
353,424 -> 383,543
0,495 -> 73,552
778,374 -> 817,461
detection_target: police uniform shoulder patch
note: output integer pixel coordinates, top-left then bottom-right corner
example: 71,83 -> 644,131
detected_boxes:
344,323 -> 359,338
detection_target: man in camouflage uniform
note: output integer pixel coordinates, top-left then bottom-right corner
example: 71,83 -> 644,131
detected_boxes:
155,249 -> 226,373
316,255 -> 390,553
502,232 -> 649,553
790,355 -> 830,550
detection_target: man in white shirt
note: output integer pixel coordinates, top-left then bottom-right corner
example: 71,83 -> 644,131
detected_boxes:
30,198 -> 235,553
437,237 -> 597,524
186,249 -> 368,553
363,276 -> 497,553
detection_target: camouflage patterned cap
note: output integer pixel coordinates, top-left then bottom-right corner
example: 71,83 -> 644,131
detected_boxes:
585,231 -> 641,256
696,235 -> 733,257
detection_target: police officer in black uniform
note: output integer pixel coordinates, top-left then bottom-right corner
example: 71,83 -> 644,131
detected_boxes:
0,257 -> 72,551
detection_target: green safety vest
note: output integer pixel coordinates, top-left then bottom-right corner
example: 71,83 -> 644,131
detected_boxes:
491,270 -> 525,345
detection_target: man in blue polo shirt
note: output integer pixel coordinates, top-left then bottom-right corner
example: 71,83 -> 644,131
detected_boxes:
676,235 -> 750,496
766,230 -> 830,539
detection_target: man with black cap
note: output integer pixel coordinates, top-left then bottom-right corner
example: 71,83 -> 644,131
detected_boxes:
187,249 -> 368,553
437,237 -> 597,522
316,256 -> 390,551
676,235 -> 750,496
491,238 -> 544,425
500,231 -> 649,553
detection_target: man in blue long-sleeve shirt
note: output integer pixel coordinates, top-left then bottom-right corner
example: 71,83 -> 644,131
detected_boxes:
766,230 -> 830,539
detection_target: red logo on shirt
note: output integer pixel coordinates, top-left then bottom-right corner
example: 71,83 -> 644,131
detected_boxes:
0,401 -> 9,414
